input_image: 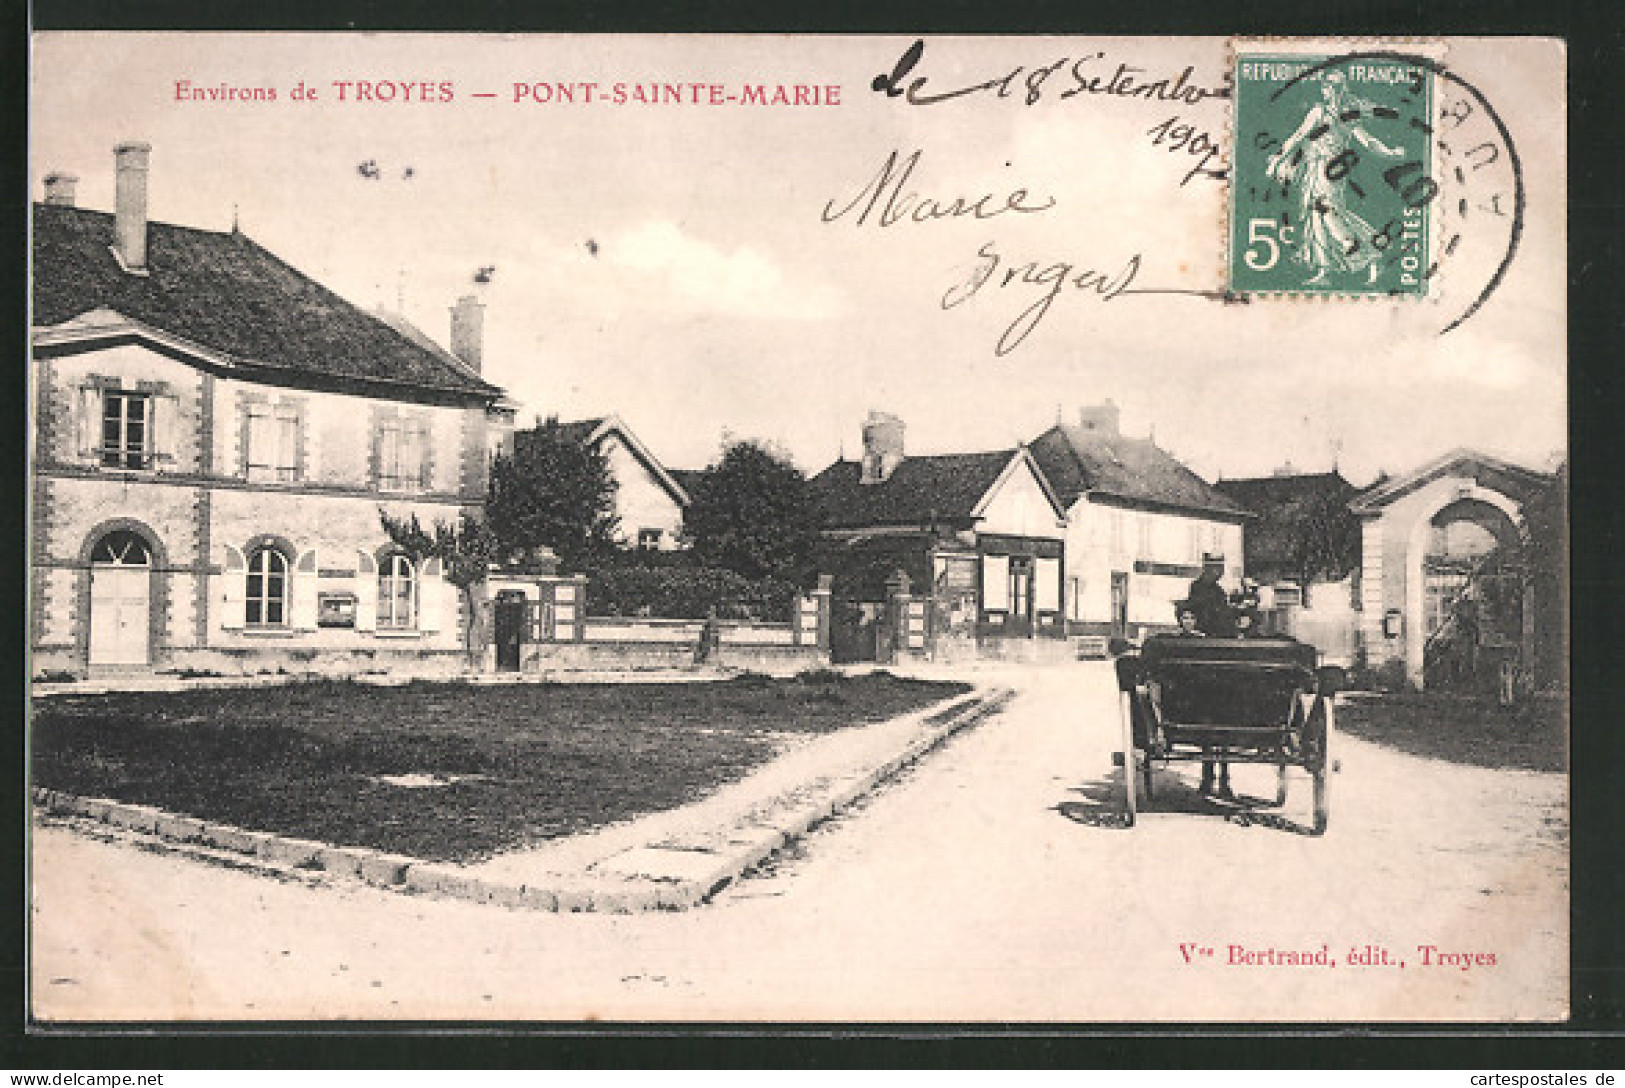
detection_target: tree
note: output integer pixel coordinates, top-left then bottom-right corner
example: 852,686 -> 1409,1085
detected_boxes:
684,439 -> 823,584
1517,461 -> 1567,688
487,417 -> 619,570
1285,485 -> 1360,606
379,509 -> 495,666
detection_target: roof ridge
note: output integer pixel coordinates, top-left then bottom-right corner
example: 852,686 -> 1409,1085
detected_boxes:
232,234 -> 502,395
34,201 -> 238,239
34,202 -> 502,400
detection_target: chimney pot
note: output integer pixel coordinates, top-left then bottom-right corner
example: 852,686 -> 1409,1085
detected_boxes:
1077,399 -> 1121,436
43,172 -> 79,207
860,411 -> 906,484
113,141 -> 152,272
449,294 -> 485,373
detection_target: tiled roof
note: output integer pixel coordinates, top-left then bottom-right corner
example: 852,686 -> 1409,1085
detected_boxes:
809,450 -> 1019,529
1029,424 -> 1251,519
551,417 -> 607,445
370,306 -> 488,386
1346,449 -> 1550,514
1214,471 -> 1358,572
666,468 -> 705,496
1214,470 -> 1355,513
32,204 -> 502,401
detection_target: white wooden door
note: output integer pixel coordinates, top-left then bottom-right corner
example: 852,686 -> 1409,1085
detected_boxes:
88,532 -> 152,666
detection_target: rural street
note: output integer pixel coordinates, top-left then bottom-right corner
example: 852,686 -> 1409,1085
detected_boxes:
30,663 -> 1567,1022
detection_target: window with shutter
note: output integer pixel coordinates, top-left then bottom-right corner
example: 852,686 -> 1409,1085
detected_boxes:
419,557 -> 442,632
355,550 -> 378,631
100,391 -> 152,469
245,547 -> 290,627
376,417 -> 404,490
291,549 -> 319,631
247,403 -> 300,481
376,416 -> 427,492
76,386 -> 99,459
1035,557 -> 1061,612
378,554 -> 417,629
415,418 -> 433,490
151,393 -> 180,467
220,545 -> 247,630
982,554 -> 1010,611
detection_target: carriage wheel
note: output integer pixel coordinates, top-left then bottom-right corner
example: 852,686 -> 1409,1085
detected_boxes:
1131,691 -> 1156,801
1275,695 -> 1308,807
1118,692 -> 1139,827
1302,695 -> 1333,835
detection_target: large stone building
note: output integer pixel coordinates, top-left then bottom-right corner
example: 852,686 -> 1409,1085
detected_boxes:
30,144 -> 511,677
1029,403 -> 1253,642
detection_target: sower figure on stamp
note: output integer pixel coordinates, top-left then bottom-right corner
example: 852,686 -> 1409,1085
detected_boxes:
1266,71 -> 1407,286
1185,557 -> 1237,799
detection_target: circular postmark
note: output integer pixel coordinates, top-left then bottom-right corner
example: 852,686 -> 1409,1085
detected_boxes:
1230,47 -> 1523,334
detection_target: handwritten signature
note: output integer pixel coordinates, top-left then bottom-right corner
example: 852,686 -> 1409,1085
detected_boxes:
943,241 -> 1141,356
821,148 -> 1056,228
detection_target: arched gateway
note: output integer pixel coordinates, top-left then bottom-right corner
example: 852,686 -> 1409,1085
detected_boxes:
1351,450 -> 1552,691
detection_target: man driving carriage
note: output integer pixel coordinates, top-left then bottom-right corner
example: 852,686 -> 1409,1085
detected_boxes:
1184,556 -> 1235,637
1178,561 -> 1267,798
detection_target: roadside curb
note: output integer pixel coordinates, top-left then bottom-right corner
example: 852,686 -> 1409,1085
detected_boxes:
33,686 -> 1014,914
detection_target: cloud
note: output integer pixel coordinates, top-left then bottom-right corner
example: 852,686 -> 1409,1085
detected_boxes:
610,220 -> 845,322
1426,334 -> 1542,391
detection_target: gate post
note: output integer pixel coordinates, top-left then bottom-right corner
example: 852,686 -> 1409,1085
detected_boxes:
546,577 -> 586,643
885,570 -> 914,663
814,574 -> 833,656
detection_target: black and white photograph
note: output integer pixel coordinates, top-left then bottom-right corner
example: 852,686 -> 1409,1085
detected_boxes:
25,32 -> 1568,1023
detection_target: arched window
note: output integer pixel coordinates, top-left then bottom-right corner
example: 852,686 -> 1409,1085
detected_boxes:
91,530 -> 151,567
378,553 -> 416,629
246,547 -> 290,627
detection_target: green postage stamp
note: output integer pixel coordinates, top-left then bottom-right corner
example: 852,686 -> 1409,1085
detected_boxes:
1229,45 -> 1440,297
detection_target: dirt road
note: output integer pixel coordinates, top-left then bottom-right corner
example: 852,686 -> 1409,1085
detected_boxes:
30,663 -> 1567,1022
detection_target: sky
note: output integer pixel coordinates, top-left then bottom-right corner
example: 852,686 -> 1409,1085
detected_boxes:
30,33 -> 1567,487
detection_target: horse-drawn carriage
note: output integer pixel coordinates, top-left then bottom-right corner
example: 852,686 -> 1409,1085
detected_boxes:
1113,635 -> 1344,833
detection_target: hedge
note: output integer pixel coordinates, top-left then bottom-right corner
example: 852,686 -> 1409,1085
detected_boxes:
585,564 -> 802,621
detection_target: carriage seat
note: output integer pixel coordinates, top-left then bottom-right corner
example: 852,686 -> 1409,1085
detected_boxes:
1141,635 -> 1316,730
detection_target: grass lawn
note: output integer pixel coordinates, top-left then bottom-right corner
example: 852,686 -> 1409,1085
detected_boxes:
1336,692 -> 1567,773
32,672 -> 970,863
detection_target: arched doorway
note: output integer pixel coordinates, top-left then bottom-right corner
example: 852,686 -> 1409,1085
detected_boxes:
1421,499 -> 1523,691
88,529 -> 153,667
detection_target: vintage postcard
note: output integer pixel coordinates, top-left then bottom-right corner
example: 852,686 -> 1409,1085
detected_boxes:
27,33 -> 1567,1023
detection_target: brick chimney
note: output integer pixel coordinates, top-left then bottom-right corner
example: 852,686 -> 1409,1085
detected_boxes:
43,172 -> 79,207
860,411 -> 906,484
113,141 -> 152,272
1077,399 -> 1120,436
450,294 -> 485,372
